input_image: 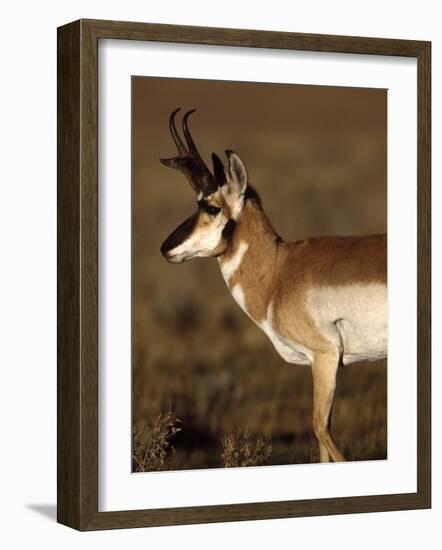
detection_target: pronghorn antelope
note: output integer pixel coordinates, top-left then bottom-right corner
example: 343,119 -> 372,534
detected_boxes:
160,108 -> 387,463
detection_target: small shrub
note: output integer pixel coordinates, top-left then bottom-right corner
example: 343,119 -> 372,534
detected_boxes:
221,430 -> 272,468
133,412 -> 181,472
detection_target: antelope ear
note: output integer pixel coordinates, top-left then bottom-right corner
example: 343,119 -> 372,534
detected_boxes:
225,150 -> 248,196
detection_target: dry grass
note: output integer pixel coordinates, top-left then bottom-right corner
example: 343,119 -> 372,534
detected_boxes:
133,412 -> 182,472
222,431 -> 272,468
134,415 -> 273,471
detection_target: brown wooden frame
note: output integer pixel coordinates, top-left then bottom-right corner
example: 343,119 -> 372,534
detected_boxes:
57,18 -> 431,531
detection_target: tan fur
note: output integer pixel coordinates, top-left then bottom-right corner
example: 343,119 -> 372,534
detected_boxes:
273,235 -> 386,354
219,200 -> 386,354
220,201 -> 279,322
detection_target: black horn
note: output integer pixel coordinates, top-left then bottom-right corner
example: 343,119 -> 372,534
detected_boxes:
168,107 -> 188,155
182,109 -> 201,160
212,153 -> 227,186
160,108 -> 218,196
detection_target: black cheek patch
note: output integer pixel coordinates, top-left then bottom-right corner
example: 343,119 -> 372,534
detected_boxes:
161,212 -> 198,255
222,218 -> 236,241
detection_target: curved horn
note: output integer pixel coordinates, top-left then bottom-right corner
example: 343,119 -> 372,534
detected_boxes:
161,109 -> 219,196
182,109 -> 202,160
169,107 -> 187,155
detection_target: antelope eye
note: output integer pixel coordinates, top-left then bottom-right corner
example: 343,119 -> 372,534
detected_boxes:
198,199 -> 221,216
206,205 -> 221,216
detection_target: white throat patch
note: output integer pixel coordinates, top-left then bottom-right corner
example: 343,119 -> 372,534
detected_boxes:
219,241 -> 249,285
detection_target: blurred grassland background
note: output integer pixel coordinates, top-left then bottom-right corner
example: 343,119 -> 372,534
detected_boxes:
132,76 -> 387,471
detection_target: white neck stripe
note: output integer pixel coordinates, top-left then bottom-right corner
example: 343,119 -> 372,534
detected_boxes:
219,241 -> 249,285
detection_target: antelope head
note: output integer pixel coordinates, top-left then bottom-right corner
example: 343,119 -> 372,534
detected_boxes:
160,108 -> 249,263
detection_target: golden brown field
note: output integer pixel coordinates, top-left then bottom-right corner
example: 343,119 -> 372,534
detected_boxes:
132,77 -> 387,471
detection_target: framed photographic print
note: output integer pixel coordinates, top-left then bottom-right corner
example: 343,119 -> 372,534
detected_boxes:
57,19 -> 431,530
